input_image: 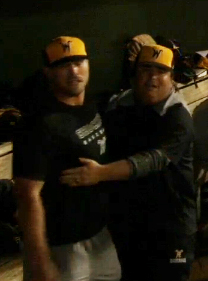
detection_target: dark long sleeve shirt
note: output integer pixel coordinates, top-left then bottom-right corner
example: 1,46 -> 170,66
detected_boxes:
105,89 -> 196,235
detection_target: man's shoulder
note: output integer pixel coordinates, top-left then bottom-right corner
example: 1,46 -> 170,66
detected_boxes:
154,91 -> 190,117
107,89 -> 134,111
163,103 -> 194,137
165,102 -> 192,121
14,113 -> 53,142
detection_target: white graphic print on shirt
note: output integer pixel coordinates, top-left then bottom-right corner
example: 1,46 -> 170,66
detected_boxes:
75,113 -> 106,155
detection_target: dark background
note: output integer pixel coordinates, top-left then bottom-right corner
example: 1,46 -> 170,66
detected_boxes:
0,0 -> 208,99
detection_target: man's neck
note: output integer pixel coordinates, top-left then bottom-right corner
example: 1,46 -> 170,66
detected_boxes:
54,91 -> 85,106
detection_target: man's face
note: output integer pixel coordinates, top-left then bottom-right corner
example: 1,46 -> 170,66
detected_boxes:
48,58 -> 89,97
133,63 -> 173,105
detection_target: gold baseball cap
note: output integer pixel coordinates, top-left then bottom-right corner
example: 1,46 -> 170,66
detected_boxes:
138,44 -> 174,69
43,36 -> 88,66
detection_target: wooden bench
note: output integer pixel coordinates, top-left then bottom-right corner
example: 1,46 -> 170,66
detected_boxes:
0,254 -> 23,281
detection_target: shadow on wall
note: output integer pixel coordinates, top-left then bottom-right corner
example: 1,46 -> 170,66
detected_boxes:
1,0 -> 208,100
0,81 -> 15,108
0,0 -> 147,18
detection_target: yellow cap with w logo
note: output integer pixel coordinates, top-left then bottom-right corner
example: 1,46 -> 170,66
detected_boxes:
43,36 -> 88,66
138,44 -> 174,69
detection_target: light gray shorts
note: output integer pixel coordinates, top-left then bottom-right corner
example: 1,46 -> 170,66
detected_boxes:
23,226 -> 121,281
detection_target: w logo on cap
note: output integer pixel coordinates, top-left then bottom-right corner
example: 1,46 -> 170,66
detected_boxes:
153,49 -> 163,59
60,41 -> 72,52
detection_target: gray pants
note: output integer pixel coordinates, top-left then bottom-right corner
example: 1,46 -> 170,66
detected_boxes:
23,227 -> 121,281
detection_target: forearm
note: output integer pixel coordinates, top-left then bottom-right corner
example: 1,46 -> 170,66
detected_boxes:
60,151 -> 169,186
17,193 -> 50,270
99,159 -> 133,181
99,149 -> 169,182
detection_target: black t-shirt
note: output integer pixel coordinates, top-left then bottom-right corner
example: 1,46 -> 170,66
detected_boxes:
13,99 -> 109,245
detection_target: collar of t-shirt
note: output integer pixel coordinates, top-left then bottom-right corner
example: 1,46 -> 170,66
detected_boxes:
42,95 -> 94,114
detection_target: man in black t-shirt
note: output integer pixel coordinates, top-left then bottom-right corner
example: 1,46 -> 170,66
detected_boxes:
60,45 -> 197,281
13,36 -> 121,281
